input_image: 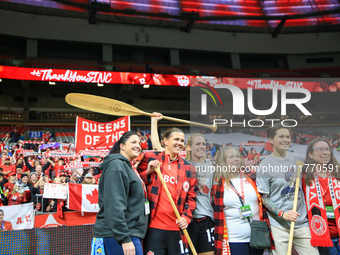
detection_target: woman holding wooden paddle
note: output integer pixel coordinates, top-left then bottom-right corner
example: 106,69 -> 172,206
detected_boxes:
137,114 -> 197,255
303,138 -> 340,255
256,124 -> 319,255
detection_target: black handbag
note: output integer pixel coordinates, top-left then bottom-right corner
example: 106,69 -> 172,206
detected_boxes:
229,180 -> 271,249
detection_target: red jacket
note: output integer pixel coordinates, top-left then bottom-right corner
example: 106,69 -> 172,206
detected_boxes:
137,150 -> 197,223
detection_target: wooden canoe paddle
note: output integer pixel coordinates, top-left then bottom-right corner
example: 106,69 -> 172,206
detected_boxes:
65,93 -> 217,132
287,160 -> 304,255
154,165 -> 197,255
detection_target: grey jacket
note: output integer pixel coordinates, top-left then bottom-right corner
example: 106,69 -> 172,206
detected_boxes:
93,154 -> 148,244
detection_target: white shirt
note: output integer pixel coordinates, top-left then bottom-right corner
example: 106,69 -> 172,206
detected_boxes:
223,176 -> 260,242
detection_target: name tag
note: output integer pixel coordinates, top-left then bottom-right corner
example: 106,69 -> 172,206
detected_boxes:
239,205 -> 252,218
326,206 -> 335,219
145,201 -> 150,215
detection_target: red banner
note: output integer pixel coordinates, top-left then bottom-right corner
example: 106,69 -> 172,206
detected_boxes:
75,116 -> 130,152
1,66 -> 340,92
34,211 -> 96,228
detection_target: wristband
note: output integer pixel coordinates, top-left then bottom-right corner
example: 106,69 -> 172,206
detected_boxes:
278,210 -> 284,218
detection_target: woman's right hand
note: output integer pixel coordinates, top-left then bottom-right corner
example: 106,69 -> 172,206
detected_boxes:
282,210 -> 300,222
146,160 -> 160,175
122,241 -> 135,255
152,112 -> 163,121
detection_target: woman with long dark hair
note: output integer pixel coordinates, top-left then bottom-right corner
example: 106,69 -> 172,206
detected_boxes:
92,131 -> 149,255
303,138 -> 340,255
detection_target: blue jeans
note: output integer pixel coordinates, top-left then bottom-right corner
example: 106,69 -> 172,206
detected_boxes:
318,237 -> 340,255
229,242 -> 264,255
104,237 -> 143,255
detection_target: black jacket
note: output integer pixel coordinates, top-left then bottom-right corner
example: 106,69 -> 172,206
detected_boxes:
93,154 -> 148,244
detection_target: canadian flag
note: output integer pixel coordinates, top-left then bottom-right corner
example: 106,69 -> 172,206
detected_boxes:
67,183 -> 99,212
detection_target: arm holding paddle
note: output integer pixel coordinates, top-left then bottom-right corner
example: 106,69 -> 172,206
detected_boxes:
262,194 -> 300,221
151,112 -> 165,151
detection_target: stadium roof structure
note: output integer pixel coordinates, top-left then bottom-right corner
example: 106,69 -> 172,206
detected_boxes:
0,0 -> 340,35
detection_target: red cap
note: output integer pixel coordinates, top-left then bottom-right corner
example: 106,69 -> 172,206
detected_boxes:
8,172 -> 15,177
5,157 -> 10,160
59,172 -> 67,177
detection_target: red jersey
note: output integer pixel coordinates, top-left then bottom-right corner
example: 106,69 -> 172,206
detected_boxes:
0,221 -> 13,231
0,164 -> 15,177
140,140 -> 148,150
127,73 -> 154,85
8,192 -> 27,205
149,156 -> 178,231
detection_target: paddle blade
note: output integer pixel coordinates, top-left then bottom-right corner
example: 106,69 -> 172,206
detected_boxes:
65,93 -> 148,116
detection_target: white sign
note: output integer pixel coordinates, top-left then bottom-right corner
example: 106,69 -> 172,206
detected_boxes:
43,183 -> 68,199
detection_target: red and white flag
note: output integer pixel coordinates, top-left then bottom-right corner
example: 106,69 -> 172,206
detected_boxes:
67,183 -> 99,212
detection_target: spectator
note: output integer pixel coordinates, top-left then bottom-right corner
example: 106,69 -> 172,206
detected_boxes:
21,174 -> 32,202
42,131 -> 51,143
83,173 -> 93,184
15,165 -> 24,181
8,182 -> 27,205
19,132 -> 25,141
208,142 -> 216,158
30,172 -> 38,186
3,173 -> 16,198
59,172 -> 69,184
0,173 -> 7,205
0,209 -> 13,231
24,156 -> 51,173
31,177 -> 50,212
140,136 -> 148,151
69,172 -> 78,183
1,157 -> 15,177
10,128 -> 19,143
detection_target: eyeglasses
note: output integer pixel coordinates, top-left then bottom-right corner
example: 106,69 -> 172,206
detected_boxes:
313,147 -> 331,153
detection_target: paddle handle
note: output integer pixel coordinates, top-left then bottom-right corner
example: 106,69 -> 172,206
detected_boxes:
161,115 -> 217,132
154,166 -> 197,255
287,161 -> 303,255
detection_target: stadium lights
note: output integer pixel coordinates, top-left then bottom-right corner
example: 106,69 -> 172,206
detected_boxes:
0,79 -> 2,82
97,83 -> 104,87
49,81 -> 56,85
143,84 -> 150,89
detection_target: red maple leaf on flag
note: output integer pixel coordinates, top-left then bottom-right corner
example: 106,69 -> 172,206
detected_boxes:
86,188 -> 99,205
315,220 -> 321,230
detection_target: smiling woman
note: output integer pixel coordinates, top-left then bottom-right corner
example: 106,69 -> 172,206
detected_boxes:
256,123 -> 319,255
303,139 -> 340,255
92,131 -> 149,255
137,127 -> 197,255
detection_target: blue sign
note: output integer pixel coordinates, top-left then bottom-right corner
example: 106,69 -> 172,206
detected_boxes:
29,131 -> 43,138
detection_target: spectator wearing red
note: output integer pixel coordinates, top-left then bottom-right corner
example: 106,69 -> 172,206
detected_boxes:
15,165 -> 24,181
49,157 -> 65,177
140,136 -> 148,151
8,182 -> 27,205
0,209 -> 13,231
42,131 -> 51,143
59,172 -> 69,184
3,173 -> 16,198
1,157 -> 15,178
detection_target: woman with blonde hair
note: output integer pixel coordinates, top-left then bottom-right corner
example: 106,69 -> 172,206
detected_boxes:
302,138 -> 340,255
185,133 -> 214,255
213,146 -> 271,255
